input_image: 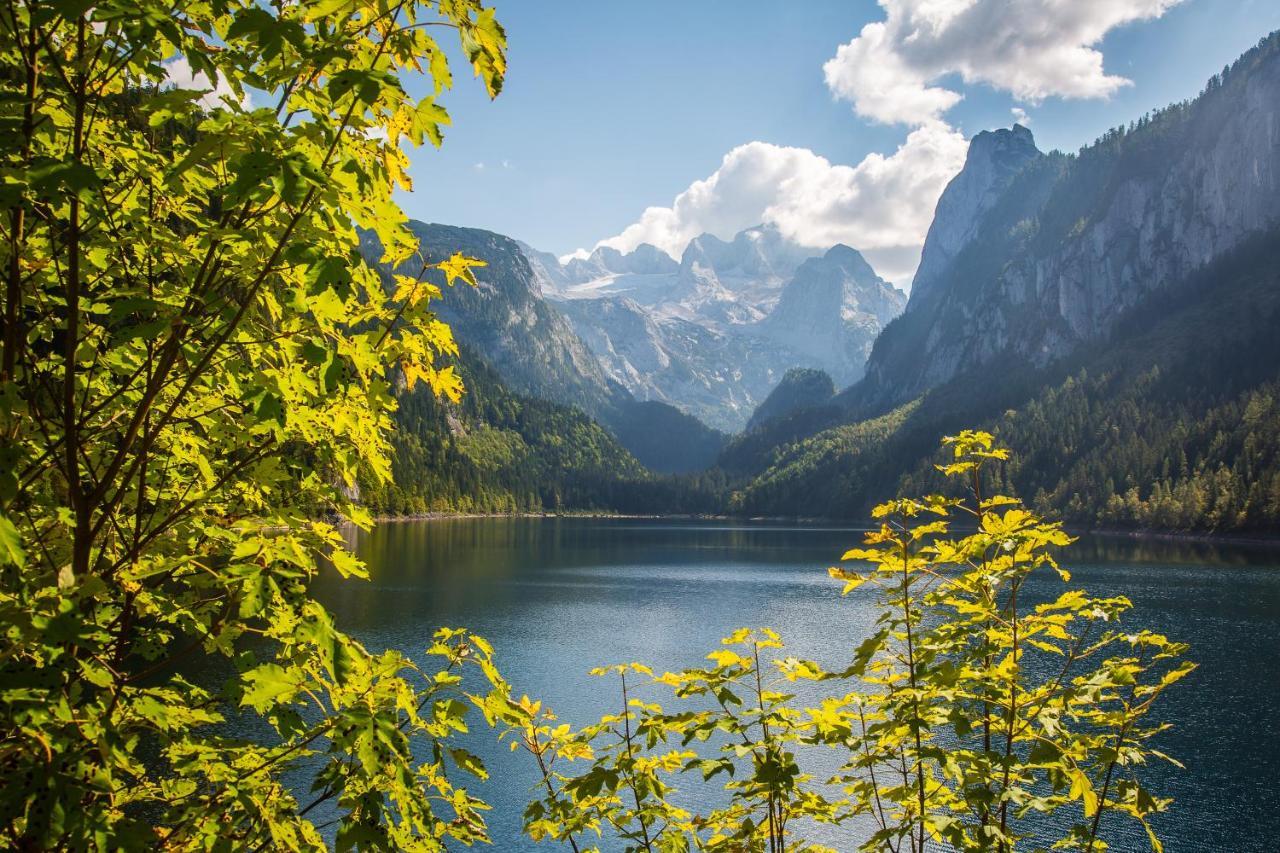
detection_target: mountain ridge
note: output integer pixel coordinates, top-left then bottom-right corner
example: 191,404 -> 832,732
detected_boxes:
529,224 -> 905,430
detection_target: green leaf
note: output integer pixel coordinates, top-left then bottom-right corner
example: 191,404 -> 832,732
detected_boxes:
450,748 -> 488,780
0,514 -> 24,568
241,664 -> 302,712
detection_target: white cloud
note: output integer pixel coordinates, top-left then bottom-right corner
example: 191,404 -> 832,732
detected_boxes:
1011,106 -> 1031,126
588,121 -> 968,284
824,0 -> 1184,126
558,248 -> 591,264
162,57 -> 248,110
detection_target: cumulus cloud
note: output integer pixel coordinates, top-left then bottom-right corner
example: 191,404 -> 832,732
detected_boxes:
558,248 -> 591,264
824,0 -> 1184,126
591,121 -> 968,284
163,57 -> 248,110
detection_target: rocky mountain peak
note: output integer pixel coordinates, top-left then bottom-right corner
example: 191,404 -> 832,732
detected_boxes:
583,243 -> 679,277
679,224 -> 813,285
969,123 -> 1037,164
803,243 -> 878,285
758,245 -> 906,386
910,124 -> 1042,306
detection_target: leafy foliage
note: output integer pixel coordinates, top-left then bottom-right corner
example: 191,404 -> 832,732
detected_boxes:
0,0 -> 525,847
500,433 -> 1191,851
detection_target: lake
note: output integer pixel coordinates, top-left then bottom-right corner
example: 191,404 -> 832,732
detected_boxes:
311,517 -> 1280,851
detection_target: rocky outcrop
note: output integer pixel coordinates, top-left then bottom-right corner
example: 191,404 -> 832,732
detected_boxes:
909,124 -> 1041,308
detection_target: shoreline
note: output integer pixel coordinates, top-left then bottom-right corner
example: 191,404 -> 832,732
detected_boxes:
361,511 -> 1279,546
367,511 -> 725,523
1077,527 -> 1280,547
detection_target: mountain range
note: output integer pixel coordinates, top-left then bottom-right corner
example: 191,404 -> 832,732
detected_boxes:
363,30 -> 1280,533
528,225 -> 905,431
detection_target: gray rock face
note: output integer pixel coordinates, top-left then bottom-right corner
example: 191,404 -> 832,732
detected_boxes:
761,245 -> 907,387
910,125 -> 1042,308
1041,56 -> 1280,344
556,295 -> 799,432
363,224 -> 617,421
857,35 -> 1280,411
515,240 -> 572,293
530,225 -> 904,431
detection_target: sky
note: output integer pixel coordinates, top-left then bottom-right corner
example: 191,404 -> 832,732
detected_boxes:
400,0 -> 1280,286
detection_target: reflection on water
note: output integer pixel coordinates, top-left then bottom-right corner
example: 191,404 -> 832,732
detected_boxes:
310,518 -> 1280,852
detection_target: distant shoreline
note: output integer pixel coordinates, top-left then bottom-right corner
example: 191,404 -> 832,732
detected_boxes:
368,511 -> 722,523
1078,527 -> 1280,547
362,512 -> 1279,545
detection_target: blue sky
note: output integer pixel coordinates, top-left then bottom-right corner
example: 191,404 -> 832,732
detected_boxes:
400,0 -> 1280,282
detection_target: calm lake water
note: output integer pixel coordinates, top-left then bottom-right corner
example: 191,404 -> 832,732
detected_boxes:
311,518 -> 1280,852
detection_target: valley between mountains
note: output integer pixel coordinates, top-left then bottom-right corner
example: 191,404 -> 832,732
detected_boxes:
360,31 -> 1280,535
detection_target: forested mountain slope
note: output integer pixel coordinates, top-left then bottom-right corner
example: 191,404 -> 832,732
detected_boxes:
362,346 -> 726,514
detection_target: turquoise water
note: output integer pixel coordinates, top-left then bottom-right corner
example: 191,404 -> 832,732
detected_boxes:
312,518 -> 1280,851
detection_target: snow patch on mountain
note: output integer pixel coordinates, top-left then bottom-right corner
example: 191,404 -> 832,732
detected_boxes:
526,224 -> 905,431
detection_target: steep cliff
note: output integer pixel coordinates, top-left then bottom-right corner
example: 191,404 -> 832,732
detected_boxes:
909,124 -> 1042,308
